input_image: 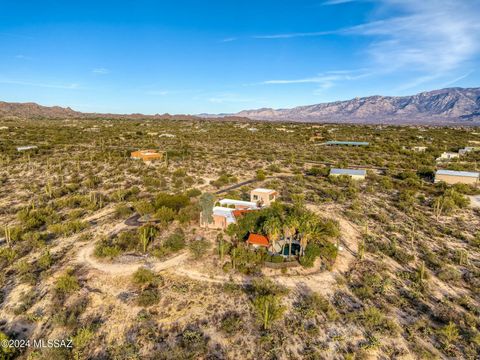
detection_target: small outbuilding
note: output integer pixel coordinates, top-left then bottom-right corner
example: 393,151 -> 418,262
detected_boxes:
330,168 -> 367,180
324,141 -> 369,146
247,233 -> 270,248
436,152 -> 459,162
250,188 -> 277,207
434,170 -> 479,185
17,145 -> 38,152
130,149 -> 164,163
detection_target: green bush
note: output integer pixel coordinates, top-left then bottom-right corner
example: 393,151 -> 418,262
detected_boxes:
137,288 -> 160,307
132,267 -> 162,287
189,239 -> 211,259
55,272 -> 80,296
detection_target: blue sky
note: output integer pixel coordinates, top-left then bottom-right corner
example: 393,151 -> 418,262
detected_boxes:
1,0 -> 479,114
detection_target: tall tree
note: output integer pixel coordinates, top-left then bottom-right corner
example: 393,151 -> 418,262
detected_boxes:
263,216 -> 281,250
199,193 -> 215,228
283,215 -> 299,259
299,213 -> 317,256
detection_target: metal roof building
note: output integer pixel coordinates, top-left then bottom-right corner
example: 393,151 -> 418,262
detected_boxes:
324,141 -> 369,146
330,168 -> 367,180
330,168 -> 366,176
435,169 -> 479,185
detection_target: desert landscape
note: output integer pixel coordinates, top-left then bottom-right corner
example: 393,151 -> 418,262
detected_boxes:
0,117 -> 479,359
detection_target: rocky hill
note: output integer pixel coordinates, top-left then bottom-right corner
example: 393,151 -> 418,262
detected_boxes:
236,87 -> 480,124
2,87 -> 480,124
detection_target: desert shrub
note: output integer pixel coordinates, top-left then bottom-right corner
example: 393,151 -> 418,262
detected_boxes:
0,331 -> 16,359
94,240 -> 121,258
299,243 -> 321,268
155,206 -> 176,224
249,278 -> 288,330
179,328 -> 208,355
13,290 -> 37,315
437,266 -> 461,283
136,288 -> 161,307
164,231 -> 186,252
230,245 -> 266,275
295,292 -> 339,321
153,192 -> 189,211
114,204 -> 133,219
48,220 -> 88,237
133,200 -> 155,215
186,188 -> 201,198
256,169 -> 266,181
189,239 -> 211,259
356,306 -> 399,335
220,311 -> 243,335
15,259 -> 36,284
53,296 -> 88,328
55,271 -> 80,296
437,322 -> 460,351
132,267 -> 163,287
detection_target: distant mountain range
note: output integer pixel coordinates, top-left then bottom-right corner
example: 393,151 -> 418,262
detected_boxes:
1,87 -> 479,125
233,88 -> 480,124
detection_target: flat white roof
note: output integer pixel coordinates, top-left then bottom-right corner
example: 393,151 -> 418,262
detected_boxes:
252,188 -> 276,194
219,199 -> 258,208
436,169 -> 479,178
17,145 -> 38,151
212,207 -> 236,224
330,168 -> 366,176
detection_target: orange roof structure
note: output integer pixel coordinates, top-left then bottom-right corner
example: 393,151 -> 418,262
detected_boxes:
130,149 -> 164,162
247,233 -> 269,247
232,209 -> 254,219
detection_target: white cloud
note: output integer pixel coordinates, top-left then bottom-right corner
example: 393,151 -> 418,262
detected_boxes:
262,70 -> 371,91
220,37 -> 237,43
322,0 -> 358,5
254,0 -> 480,91
253,30 -> 335,39
92,68 -> 109,74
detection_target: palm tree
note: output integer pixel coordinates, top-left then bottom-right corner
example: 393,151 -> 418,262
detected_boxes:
263,216 -> 281,251
299,213 -> 317,256
283,215 -> 299,259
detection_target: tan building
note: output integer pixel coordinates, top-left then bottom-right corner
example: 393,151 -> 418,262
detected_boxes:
250,188 -> 277,207
130,149 -> 164,163
434,170 -> 479,185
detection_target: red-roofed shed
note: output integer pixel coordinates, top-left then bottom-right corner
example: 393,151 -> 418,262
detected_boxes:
247,233 -> 270,247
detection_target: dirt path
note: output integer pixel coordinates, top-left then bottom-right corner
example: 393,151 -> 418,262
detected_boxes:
76,242 -> 190,276
77,203 -> 360,295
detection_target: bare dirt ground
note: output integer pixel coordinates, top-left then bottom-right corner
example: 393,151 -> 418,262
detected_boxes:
469,194 -> 480,208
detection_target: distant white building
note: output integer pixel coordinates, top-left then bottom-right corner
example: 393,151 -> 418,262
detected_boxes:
436,152 -> 459,162
17,145 -> 38,152
412,146 -> 427,152
459,147 -> 477,155
330,168 -> 367,180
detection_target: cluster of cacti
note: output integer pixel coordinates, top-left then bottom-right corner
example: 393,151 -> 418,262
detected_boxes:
45,180 -> 53,198
457,249 -> 468,265
4,225 -> 12,247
